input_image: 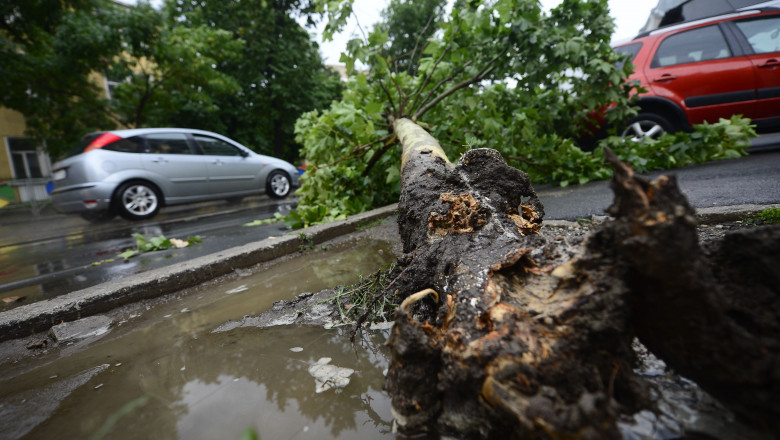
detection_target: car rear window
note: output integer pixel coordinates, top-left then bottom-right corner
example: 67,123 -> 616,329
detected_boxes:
65,133 -> 103,158
652,25 -> 732,67
735,15 -> 780,54
614,43 -> 642,69
102,135 -> 145,153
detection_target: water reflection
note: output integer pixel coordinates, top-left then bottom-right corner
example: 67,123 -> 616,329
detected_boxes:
10,326 -> 395,440
0,238 -> 399,440
0,203 -> 294,311
162,327 -> 394,440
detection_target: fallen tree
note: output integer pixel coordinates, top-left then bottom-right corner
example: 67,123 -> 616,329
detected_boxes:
381,118 -> 779,438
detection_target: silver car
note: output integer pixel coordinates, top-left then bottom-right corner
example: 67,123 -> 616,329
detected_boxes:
51,128 -> 299,221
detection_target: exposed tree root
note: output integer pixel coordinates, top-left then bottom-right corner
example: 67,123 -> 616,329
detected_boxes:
383,118 -> 779,438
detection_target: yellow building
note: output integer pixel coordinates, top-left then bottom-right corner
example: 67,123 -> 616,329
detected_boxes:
0,107 -> 53,206
0,68 -> 119,206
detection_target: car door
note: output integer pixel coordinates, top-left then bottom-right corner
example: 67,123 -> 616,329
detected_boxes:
193,134 -> 261,196
140,133 -> 210,200
733,14 -> 780,122
645,23 -> 757,125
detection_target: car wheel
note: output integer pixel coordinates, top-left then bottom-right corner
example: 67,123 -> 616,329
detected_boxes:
114,181 -> 162,220
622,113 -> 674,142
266,170 -> 291,199
79,210 -> 117,223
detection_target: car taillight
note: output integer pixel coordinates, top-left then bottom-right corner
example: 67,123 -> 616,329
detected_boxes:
83,133 -> 122,153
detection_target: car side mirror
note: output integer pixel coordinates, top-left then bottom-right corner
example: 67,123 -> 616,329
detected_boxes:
239,150 -> 249,158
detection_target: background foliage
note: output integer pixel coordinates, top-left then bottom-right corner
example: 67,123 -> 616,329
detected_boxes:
165,0 -> 343,161
2,0 -> 123,156
1,0 -> 341,160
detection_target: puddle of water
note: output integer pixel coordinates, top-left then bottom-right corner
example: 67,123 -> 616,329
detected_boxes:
0,239 -> 399,440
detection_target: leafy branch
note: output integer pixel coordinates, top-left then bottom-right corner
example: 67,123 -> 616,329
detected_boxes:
118,233 -> 203,260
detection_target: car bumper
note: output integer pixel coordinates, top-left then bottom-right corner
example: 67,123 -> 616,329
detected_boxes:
50,182 -> 116,214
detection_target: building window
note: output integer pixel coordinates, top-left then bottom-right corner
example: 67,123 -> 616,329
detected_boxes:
6,137 -> 45,179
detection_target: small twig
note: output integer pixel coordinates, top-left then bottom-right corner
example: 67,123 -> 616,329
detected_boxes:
361,134 -> 399,177
413,49 -> 506,120
378,80 -> 398,116
389,70 -> 407,115
351,132 -> 395,156
408,44 -> 454,115
406,13 -> 437,76
351,9 -> 368,41
329,126 -> 360,148
350,264 -> 412,342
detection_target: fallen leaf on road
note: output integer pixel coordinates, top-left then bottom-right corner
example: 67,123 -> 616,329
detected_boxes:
170,238 -> 189,248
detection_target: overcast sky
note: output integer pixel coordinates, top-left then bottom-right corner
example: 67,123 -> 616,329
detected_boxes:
125,0 -> 660,64
317,0 -> 659,64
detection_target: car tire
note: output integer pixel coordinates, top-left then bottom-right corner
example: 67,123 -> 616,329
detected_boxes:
266,170 -> 291,199
79,210 -> 117,223
114,181 -> 162,220
622,113 -> 674,142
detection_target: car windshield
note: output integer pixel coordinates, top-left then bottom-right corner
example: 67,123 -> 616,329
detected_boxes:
65,133 -> 103,158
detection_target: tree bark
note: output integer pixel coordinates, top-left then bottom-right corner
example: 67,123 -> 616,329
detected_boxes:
383,118 -> 779,438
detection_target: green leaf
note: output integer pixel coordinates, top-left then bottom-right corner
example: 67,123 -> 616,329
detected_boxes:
385,166 -> 400,185
133,233 -> 148,249
118,249 -> 140,260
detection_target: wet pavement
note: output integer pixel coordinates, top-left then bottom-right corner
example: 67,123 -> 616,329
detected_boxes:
0,235 -> 400,440
536,147 -> 780,220
0,197 -> 295,311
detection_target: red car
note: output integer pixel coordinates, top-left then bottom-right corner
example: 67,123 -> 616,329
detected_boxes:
614,6 -> 780,141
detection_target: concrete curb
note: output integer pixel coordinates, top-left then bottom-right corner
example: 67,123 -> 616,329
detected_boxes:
543,203 -> 776,228
0,203 -> 399,342
694,204 -> 776,224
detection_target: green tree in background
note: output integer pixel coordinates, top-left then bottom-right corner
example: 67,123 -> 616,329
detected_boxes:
375,0 -> 447,74
1,0 -> 122,157
167,0 -> 344,161
1,0 -> 244,158
2,0 -> 340,162
105,2 -> 244,130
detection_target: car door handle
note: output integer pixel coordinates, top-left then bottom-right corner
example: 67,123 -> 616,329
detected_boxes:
758,59 -> 780,68
151,157 -> 168,163
653,74 -> 677,82
212,160 -> 223,165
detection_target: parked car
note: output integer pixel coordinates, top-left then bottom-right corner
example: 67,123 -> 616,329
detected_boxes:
614,5 -> 780,141
51,128 -> 300,221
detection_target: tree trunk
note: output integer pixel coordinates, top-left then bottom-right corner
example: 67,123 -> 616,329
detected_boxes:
383,118 -> 779,438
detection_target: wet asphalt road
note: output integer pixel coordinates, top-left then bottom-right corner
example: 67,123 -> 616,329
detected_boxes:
0,197 -> 296,309
536,138 -> 780,220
